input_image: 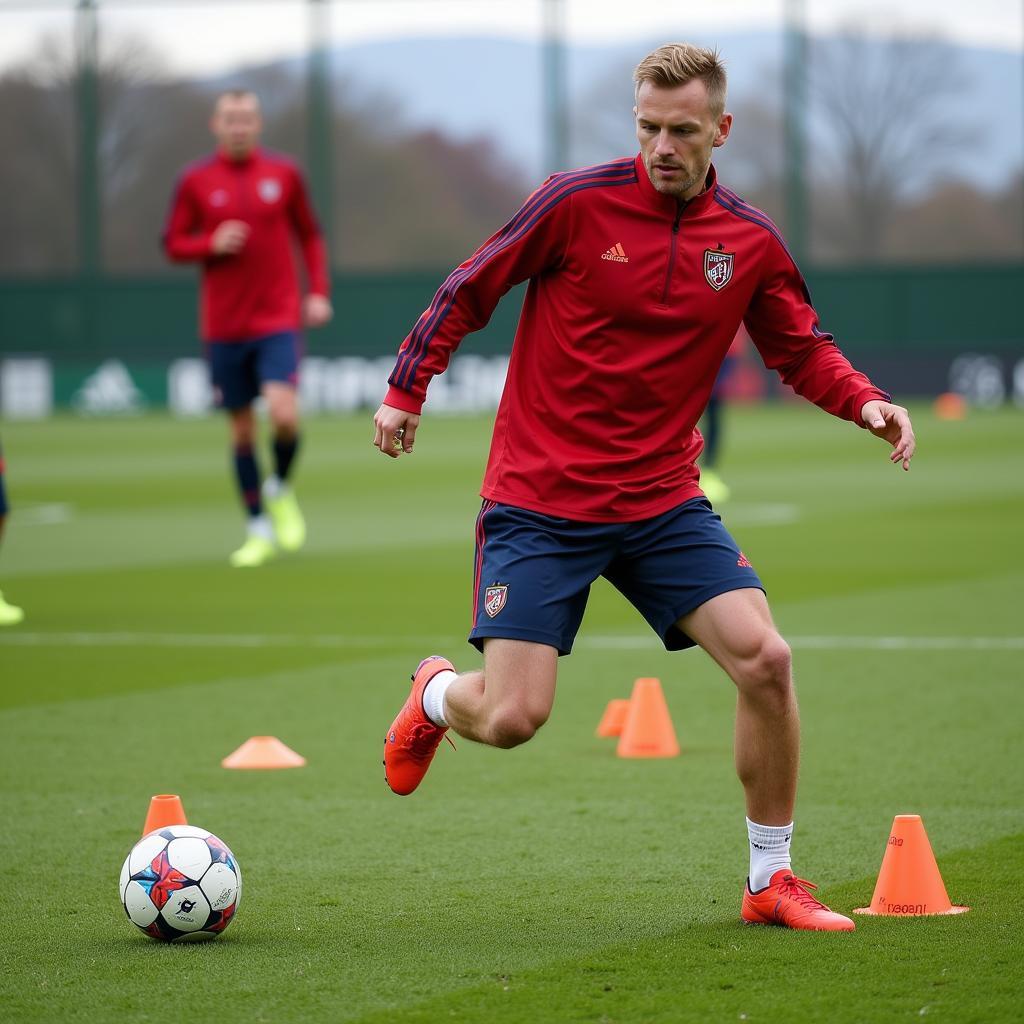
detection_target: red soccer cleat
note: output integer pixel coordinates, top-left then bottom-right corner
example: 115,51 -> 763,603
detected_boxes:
741,870 -> 855,931
383,656 -> 455,796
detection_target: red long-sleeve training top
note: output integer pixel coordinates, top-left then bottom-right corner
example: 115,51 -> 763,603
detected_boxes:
163,148 -> 329,342
386,155 -> 889,523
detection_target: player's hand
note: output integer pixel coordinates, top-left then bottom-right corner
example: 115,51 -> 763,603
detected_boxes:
210,220 -> 250,255
373,403 -> 419,459
302,294 -> 333,328
861,400 -> 916,471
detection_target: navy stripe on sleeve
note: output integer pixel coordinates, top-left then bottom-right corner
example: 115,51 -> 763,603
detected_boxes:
391,159 -> 636,391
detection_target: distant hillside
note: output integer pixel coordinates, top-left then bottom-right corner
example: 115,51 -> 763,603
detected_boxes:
248,32 -> 1022,189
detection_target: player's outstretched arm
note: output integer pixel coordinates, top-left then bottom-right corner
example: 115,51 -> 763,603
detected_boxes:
861,400 -> 916,471
373,403 -> 420,459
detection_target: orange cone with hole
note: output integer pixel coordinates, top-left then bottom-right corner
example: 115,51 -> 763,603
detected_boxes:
617,678 -> 679,758
142,794 -> 188,836
854,814 -> 969,916
222,735 -> 307,770
596,698 -> 630,737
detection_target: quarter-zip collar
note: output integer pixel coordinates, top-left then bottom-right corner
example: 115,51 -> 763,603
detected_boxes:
217,146 -> 260,168
633,153 -> 718,218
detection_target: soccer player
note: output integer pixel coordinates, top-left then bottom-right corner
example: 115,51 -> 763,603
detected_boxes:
374,44 -> 915,931
164,90 -> 333,567
0,441 -> 25,625
699,326 -> 748,504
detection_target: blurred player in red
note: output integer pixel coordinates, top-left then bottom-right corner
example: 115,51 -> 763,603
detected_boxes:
164,90 -> 332,567
374,44 -> 916,930
0,440 -> 24,625
699,326 -> 749,504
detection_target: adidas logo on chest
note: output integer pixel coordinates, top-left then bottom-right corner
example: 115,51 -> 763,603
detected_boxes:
601,242 -> 629,263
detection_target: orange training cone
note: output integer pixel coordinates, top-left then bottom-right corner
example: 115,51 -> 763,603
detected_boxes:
616,678 -> 679,758
596,698 -> 630,737
933,392 -> 967,420
142,794 -> 188,836
222,735 -> 307,770
854,814 -> 969,916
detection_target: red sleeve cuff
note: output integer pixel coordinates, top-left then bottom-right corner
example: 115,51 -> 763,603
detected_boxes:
854,388 -> 892,426
384,385 -> 423,415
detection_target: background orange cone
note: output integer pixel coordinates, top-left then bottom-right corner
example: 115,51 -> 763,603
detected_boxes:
142,794 -> 187,836
854,814 -> 969,916
933,392 -> 967,420
596,698 -> 630,737
616,678 -> 679,758
222,735 -> 307,769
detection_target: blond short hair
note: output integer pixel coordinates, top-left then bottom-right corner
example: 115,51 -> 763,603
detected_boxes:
214,89 -> 260,111
634,43 -> 727,118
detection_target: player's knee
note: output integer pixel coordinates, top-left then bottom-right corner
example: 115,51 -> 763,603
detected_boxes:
486,704 -> 549,749
232,425 -> 255,449
733,633 -> 792,703
272,415 -> 299,440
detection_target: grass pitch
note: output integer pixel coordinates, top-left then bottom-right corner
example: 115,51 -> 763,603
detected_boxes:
0,404 -> 1022,1023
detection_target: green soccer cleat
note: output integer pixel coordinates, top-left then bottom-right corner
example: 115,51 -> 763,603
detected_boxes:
264,486 -> 306,552
229,534 -> 276,568
0,590 -> 25,626
700,468 -> 731,505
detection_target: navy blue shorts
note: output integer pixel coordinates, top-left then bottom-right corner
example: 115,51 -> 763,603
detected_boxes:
206,332 -> 301,410
469,498 -> 764,656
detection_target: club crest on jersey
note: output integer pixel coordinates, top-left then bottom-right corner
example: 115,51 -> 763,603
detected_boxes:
484,584 -> 508,618
704,249 -> 735,291
258,178 -> 282,203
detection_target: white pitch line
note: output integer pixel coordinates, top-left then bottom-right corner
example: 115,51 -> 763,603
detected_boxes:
13,503 -> 75,526
1,632 -> 1022,652
584,635 -> 1024,651
720,503 -> 801,526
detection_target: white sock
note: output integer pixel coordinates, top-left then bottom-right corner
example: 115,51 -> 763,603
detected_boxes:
262,476 -> 284,500
248,515 -> 274,541
422,670 -> 457,727
746,817 -> 793,891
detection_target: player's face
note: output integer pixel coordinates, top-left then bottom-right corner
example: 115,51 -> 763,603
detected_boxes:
211,95 -> 262,158
635,79 -> 731,201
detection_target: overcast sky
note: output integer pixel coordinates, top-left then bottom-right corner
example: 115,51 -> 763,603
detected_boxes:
0,0 -> 1020,75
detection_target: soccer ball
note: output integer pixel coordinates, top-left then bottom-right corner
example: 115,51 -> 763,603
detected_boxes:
119,825 -> 242,941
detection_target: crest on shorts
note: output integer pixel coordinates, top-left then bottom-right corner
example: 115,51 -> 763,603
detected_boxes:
703,248 -> 734,291
484,584 -> 508,618
258,178 -> 282,204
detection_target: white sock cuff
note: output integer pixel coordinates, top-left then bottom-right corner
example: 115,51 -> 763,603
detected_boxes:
423,669 -> 457,727
248,515 -> 274,541
262,476 -> 284,499
746,818 -> 794,849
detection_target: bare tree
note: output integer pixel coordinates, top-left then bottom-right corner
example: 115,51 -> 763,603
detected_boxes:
569,57 -> 637,169
0,35 -> 76,272
809,28 -> 971,261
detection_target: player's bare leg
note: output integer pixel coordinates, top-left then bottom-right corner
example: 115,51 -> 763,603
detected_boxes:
679,588 -> 853,930
384,640 -> 556,795
679,588 -> 797,824
263,381 -> 298,440
227,404 -> 276,567
261,382 -> 306,551
443,638 -> 557,748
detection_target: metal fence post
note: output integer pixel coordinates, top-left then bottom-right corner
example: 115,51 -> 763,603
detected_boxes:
308,0 -> 333,264
76,0 -> 101,352
542,0 -> 568,175
783,0 -> 808,264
